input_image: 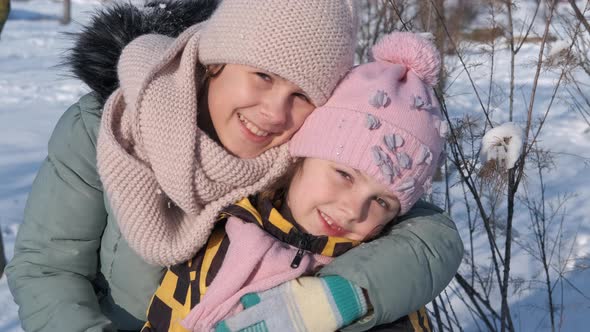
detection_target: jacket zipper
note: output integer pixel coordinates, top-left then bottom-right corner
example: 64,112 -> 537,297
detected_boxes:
290,233 -> 312,269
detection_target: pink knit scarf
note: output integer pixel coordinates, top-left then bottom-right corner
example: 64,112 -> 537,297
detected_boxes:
96,25 -> 292,266
181,217 -> 333,331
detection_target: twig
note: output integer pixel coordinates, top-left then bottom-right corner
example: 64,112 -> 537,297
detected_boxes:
427,0 -> 494,127
567,0 -> 590,37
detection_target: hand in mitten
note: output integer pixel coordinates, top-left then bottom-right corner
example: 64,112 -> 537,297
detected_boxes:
215,275 -> 368,332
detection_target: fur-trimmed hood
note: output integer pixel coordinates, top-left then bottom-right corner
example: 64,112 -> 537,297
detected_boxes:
65,0 -> 218,105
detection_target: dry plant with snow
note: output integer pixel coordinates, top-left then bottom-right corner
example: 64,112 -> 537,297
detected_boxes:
361,0 -> 589,331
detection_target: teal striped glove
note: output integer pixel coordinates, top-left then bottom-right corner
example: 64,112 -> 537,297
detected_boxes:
215,276 -> 368,332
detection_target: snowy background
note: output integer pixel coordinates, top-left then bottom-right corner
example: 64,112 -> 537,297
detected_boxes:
0,0 -> 588,331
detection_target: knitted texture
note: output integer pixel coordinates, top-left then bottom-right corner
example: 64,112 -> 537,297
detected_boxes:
215,275 -> 368,332
290,32 -> 446,215
181,217 -> 333,331
199,0 -> 358,106
97,24 -> 291,267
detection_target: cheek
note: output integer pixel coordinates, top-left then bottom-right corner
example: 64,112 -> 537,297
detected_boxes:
287,179 -> 308,222
258,103 -> 314,150
208,76 -> 255,115
360,209 -> 390,235
207,81 -> 228,119
290,105 -> 316,132
288,172 -> 326,212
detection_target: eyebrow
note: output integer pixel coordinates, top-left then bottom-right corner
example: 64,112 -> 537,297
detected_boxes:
384,194 -> 398,202
352,168 -> 362,177
350,167 -> 397,201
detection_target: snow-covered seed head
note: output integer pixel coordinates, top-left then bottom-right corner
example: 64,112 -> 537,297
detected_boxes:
480,122 -> 523,170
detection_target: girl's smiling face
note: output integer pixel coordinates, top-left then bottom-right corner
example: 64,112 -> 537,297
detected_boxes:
287,158 -> 401,241
206,64 -> 315,159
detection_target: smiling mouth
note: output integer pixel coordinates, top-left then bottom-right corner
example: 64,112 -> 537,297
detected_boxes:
319,211 -> 347,234
238,113 -> 270,137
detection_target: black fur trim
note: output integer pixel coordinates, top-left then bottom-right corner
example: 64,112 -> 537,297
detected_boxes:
64,0 -> 218,105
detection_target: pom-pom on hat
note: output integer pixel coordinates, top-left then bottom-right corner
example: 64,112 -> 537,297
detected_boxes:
290,32 -> 446,215
199,0 -> 358,107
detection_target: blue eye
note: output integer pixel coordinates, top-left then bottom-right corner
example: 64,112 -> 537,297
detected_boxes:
375,197 -> 389,209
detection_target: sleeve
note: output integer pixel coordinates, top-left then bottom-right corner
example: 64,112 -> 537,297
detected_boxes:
5,93 -> 117,332
317,200 -> 464,331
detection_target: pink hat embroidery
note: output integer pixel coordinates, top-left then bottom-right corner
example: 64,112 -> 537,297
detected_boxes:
290,32 -> 446,216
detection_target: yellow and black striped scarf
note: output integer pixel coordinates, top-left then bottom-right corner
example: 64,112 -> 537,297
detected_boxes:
221,195 -> 361,257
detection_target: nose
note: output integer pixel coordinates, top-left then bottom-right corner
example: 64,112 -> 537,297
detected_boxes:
339,191 -> 370,224
260,94 -> 290,127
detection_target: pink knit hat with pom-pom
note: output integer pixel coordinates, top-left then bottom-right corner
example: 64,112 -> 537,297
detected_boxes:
290,32 -> 447,215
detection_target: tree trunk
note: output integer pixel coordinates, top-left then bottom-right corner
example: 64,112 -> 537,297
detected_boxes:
0,232 -> 6,278
433,0 -> 446,91
0,0 -> 10,36
61,0 -> 71,25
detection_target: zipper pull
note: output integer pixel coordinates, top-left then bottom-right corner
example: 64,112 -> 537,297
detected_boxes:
291,247 -> 305,268
291,236 -> 309,269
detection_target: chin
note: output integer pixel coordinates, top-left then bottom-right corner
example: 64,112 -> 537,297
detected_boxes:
221,139 -> 256,159
233,148 -> 260,159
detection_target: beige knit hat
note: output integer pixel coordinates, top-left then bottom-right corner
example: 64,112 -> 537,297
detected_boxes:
199,0 -> 358,106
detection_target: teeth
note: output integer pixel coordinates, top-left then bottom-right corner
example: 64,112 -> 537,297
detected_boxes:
320,212 -> 343,231
321,212 -> 333,225
238,113 -> 270,137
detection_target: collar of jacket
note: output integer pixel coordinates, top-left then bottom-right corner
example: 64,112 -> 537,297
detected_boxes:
219,194 -> 360,257
66,0 -> 219,105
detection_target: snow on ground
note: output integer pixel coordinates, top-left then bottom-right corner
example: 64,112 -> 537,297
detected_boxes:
0,1 -> 588,331
1,1 -> 96,331
441,39 -> 590,330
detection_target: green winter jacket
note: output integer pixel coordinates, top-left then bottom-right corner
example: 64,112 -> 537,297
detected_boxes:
7,92 -> 463,332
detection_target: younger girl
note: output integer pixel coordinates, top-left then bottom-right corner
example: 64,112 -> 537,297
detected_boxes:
143,32 -> 445,332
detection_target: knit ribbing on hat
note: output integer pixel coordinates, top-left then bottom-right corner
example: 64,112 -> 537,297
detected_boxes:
198,0 -> 357,106
97,24 -> 292,267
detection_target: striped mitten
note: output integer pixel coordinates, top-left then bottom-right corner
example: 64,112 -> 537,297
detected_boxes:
215,276 -> 368,332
